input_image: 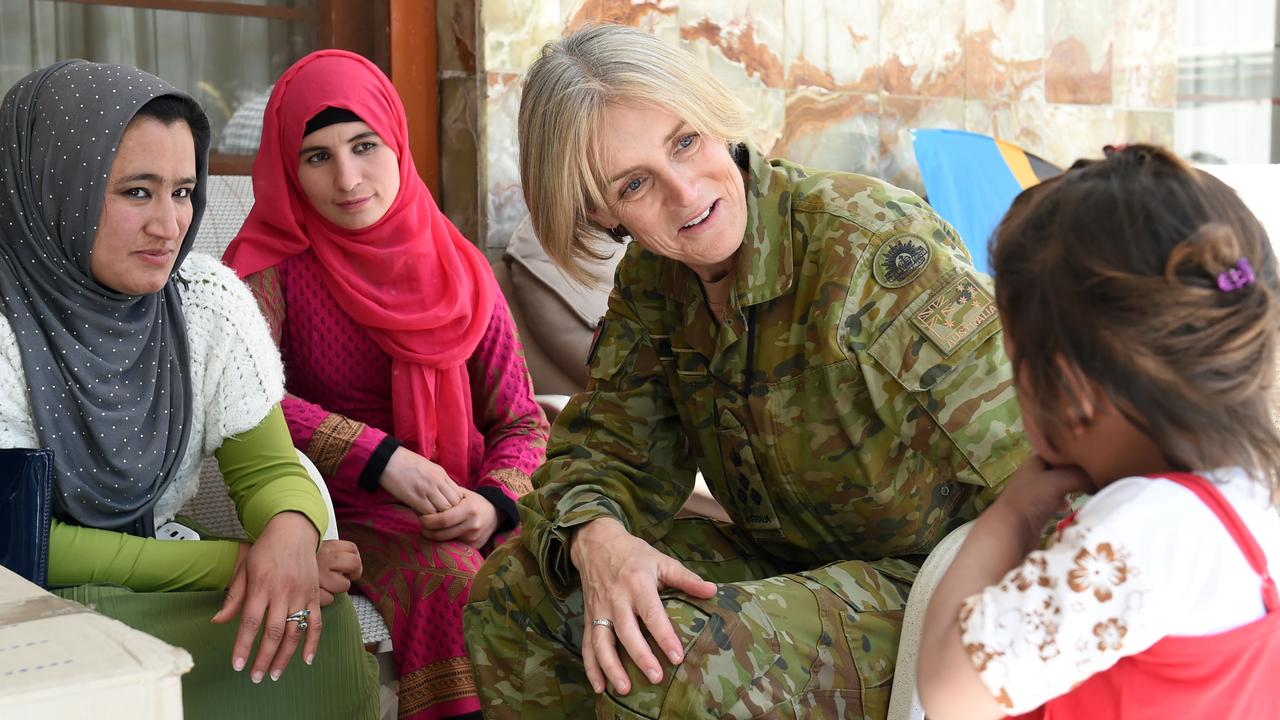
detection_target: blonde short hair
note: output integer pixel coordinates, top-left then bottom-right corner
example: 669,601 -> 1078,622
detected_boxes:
518,23 -> 749,284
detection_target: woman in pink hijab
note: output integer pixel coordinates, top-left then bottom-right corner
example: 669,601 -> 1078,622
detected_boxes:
224,50 -> 548,720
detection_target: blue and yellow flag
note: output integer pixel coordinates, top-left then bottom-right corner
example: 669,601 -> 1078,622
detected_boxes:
911,129 -> 1061,274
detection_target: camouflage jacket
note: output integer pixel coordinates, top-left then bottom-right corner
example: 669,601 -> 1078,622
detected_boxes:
521,146 -> 1028,594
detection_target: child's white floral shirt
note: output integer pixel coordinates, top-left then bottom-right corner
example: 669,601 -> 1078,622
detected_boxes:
960,467 -> 1280,713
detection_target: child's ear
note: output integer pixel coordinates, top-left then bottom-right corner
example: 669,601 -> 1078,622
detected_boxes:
1054,355 -> 1099,434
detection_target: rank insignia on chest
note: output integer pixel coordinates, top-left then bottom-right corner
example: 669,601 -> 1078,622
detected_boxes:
911,272 -> 998,356
873,233 -> 932,288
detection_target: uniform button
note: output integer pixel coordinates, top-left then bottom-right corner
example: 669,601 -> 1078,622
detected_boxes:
939,485 -> 951,496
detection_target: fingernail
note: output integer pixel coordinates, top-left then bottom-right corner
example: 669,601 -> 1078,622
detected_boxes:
647,668 -> 662,684
668,650 -> 682,664
591,681 -> 602,694
270,670 -> 281,682
233,657 -> 245,672
251,671 -> 263,684
305,653 -> 315,666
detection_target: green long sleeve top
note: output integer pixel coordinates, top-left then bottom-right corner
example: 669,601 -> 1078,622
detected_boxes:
47,404 -> 327,592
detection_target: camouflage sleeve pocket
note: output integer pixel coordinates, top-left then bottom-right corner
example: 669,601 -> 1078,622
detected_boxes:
586,315 -> 648,387
867,269 -> 1024,487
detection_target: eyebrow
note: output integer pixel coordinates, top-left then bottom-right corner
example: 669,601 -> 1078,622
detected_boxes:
298,130 -> 380,157
116,173 -> 198,186
608,120 -> 688,185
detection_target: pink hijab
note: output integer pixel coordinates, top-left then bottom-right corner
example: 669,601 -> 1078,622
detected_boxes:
224,50 -> 496,483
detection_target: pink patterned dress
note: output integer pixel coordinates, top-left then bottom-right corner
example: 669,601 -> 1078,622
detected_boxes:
246,250 -> 548,720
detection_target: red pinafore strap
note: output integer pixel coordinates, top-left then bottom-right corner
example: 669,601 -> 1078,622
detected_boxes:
1158,472 -> 1279,612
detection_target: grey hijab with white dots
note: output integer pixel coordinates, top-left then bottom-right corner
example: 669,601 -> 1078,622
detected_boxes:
0,60 -> 207,536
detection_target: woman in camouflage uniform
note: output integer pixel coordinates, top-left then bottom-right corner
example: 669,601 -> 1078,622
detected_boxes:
464,24 -> 1028,720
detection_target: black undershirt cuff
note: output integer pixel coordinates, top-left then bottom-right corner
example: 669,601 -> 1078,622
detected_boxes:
475,485 -> 519,534
358,435 -> 400,493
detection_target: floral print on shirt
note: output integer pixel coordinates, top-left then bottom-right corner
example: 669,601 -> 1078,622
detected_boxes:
956,469 -> 1280,715
959,514 -> 1147,712
1067,543 -> 1130,602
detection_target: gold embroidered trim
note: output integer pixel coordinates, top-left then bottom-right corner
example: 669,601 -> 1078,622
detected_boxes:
490,468 -> 533,496
305,414 -> 366,477
398,656 -> 476,716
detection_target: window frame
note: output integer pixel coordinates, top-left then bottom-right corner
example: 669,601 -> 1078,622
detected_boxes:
41,0 -> 436,194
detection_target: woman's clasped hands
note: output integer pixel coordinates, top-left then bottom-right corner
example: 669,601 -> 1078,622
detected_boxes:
381,445 -> 498,548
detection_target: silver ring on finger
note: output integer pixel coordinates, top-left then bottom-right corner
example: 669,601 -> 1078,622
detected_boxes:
285,608 -> 311,632
591,617 -> 614,631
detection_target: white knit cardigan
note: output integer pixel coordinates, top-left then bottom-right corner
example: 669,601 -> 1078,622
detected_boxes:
0,253 -> 285,525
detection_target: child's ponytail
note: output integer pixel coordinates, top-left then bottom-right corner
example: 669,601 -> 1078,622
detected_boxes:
991,144 -> 1280,500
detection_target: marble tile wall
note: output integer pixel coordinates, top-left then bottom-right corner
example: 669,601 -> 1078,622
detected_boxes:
437,0 -> 1176,253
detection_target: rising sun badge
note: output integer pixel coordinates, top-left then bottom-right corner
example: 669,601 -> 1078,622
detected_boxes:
873,234 -> 932,288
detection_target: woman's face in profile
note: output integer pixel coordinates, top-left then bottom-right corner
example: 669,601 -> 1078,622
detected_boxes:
587,102 -> 747,281
297,120 -> 401,230
92,116 -> 196,295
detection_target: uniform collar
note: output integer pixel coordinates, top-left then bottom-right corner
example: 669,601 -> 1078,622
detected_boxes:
660,144 -> 794,308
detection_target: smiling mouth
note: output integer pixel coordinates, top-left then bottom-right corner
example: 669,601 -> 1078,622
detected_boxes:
337,196 -> 372,210
682,200 -> 715,229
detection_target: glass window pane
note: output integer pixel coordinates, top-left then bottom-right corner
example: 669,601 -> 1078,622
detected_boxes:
181,1 -> 310,7
1176,0 -> 1279,163
0,0 -> 317,156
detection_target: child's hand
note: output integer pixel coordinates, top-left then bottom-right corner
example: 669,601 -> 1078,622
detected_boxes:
996,454 -> 1094,540
316,539 -> 362,606
919,455 -> 1095,720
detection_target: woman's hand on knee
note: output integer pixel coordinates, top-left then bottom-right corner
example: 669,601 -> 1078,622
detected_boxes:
315,539 -> 362,606
211,511 -> 324,682
380,446 -> 465,515
570,517 -> 717,697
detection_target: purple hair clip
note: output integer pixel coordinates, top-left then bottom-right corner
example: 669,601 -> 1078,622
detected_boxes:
1217,257 -> 1256,293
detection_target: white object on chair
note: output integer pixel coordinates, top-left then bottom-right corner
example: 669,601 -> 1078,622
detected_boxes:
534,393 -> 570,422
887,520 -> 974,720
295,450 -> 339,542
156,521 -> 202,541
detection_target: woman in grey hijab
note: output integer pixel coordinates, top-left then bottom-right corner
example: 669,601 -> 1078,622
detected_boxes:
0,60 -> 379,718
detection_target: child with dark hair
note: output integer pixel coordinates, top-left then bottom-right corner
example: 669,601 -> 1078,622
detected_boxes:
917,144 -> 1280,719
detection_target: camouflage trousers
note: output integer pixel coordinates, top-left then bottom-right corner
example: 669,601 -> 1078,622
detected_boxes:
463,518 -> 915,719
